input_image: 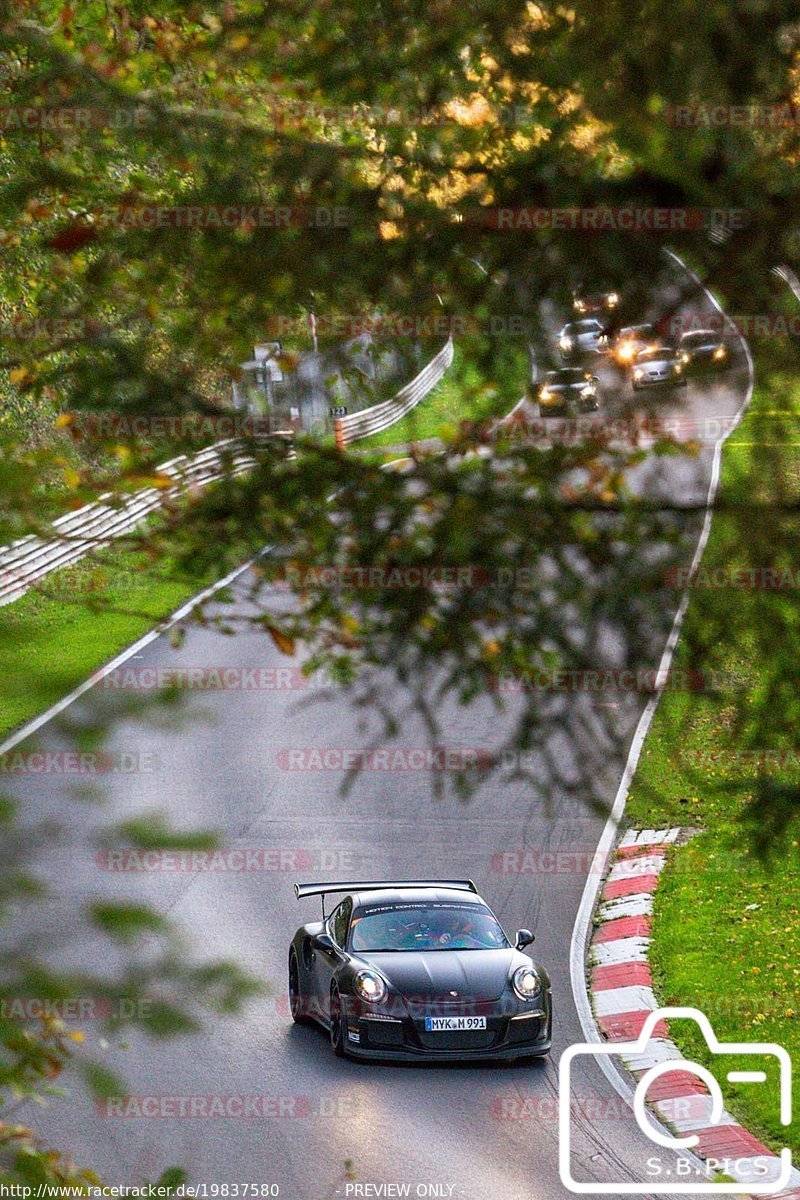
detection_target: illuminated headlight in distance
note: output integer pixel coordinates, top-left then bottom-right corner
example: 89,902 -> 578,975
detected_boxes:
713,345 -> 727,359
574,299 -> 586,312
674,364 -> 682,373
617,342 -> 636,361
512,966 -> 541,1001
633,369 -> 643,380
559,336 -> 573,351
355,970 -> 387,1003
539,388 -> 552,401
606,292 -> 619,306
681,353 -> 691,364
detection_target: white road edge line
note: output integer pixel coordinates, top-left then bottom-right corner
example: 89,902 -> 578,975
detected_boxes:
0,549 -> 270,758
567,251 -> 756,1162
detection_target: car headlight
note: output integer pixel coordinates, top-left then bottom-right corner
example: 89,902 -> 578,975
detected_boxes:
617,342 -> 635,362
674,363 -> 682,373
713,345 -> 727,359
580,386 -> 595,398
539,388 -> 552,401
512,965 -> 541,1001
559,336 -> 573,351
633,368 -> 643,379
574,300 -> 585,312
355,970 -> 387,1003
681,352 -> 691,364
606,292 -> 619,307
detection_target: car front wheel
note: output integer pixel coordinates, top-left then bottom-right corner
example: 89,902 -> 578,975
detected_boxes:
330,984 -> 347,1058
288,951 -> 306,1025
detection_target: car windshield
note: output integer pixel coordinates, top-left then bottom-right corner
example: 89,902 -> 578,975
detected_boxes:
545,370 -> 584,384
574,320 -> 601,331
350,902 -> 510,952
637,346 -> 676,361
682,332 -> 716,346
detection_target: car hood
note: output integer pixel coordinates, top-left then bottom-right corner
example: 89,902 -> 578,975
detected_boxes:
365,948 -> 520,1002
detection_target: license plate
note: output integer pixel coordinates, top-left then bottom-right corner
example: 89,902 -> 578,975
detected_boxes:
424,1015 -> 487,1032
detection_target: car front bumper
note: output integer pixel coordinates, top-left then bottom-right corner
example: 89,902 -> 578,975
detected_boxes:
632,372 -> 687,387
540,394 -> 598,416
687,350 -> 727,366
342,1001 -> 553,1061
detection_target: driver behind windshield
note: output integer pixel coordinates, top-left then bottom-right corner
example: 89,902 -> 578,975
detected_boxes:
350,904 -> 508,952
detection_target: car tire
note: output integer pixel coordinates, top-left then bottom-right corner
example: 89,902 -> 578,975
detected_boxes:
288,950 -> 307,1025
329,984 -> 347,1058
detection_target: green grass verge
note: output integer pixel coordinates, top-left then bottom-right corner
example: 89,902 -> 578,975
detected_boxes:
0,542 -> 210,740
626,339 -> 800,1157
359,340 -> 528,447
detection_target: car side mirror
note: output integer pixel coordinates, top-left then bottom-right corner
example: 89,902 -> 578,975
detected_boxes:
515,929 -> 535,950
312,932 -> 337,955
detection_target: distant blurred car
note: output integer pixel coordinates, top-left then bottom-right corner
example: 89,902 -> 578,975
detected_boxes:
608,324 -> 659,368
678,329 -> 729,369
572,289 -> 620,316
631,345 -> 688,390
558,319 -> 605,360
538,368 -> 600,415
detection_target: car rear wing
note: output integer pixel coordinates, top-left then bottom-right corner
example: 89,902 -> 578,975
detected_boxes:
295,879 -> 478,917
295,879 -> 477,899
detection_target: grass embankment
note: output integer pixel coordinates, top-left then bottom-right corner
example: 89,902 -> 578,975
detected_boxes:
0,543 -> 211,740
626,339 -> 800,1157
359,339 -> 528,447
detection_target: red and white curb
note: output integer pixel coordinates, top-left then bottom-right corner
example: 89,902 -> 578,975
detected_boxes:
589,828 -> 800,1197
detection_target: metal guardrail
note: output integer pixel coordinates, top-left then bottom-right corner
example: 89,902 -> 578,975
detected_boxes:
0,434 -> 287,607
771,263 -> 800,305
333,337 -> 454,448
0,335 -> 453,605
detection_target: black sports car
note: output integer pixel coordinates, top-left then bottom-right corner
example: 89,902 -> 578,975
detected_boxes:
537,369 -> 600,416
288,879 -> 552,1061
678,329 -> 730,369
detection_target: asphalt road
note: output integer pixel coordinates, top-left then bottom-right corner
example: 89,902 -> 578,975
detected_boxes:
4,267 -> 751,1200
